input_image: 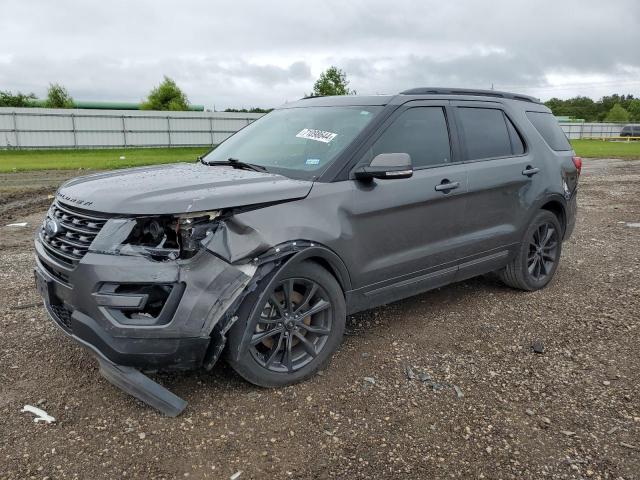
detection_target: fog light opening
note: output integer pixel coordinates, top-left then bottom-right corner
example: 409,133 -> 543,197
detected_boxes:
114,284 -> 173,320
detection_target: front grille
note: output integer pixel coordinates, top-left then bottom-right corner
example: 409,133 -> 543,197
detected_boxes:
50,303 -> 73,330
40,201 -> 108,267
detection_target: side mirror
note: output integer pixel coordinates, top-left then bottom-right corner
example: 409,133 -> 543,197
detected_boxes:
354,153 -> 413,181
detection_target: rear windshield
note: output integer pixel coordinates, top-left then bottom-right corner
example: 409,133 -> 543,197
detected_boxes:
526,112 -> 572,151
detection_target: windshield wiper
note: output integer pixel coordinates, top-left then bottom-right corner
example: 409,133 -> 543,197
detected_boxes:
203,157 -> 267,173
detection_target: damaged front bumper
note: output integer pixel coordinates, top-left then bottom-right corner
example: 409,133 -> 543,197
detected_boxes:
34,233 -> 257,415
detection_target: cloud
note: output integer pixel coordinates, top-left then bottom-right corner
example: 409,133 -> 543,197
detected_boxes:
1,0 -> 639,108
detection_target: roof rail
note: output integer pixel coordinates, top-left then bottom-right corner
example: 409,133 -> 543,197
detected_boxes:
399,87 -> 540,104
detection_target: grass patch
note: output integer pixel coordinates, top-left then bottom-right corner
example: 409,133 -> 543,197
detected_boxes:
1,140 -> 638,173
0,147 -> 211,173
570,139 -> 640,159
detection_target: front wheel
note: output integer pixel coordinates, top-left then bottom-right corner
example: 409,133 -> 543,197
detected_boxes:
498,210 -> 563,291
226,261 -> 346,387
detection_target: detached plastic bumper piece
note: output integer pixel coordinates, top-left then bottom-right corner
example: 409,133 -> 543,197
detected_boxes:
97,357 -> 187,417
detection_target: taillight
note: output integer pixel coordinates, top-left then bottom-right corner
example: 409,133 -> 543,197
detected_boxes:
572,156 -> 582,175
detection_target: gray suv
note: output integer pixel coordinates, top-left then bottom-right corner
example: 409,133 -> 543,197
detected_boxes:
34,88 -> 580,415
620,124 -> 640,137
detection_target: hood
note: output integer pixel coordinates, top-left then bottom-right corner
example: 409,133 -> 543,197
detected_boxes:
56,162 -> 313,215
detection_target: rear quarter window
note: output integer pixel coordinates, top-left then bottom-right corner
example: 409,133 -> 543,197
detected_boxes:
526,111 -> 572,151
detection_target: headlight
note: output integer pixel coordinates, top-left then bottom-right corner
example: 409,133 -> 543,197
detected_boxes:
121,211 -> 220,260
176,213 -> 220,258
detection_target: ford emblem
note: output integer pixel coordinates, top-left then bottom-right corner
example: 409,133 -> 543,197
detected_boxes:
44,218 -> 61,237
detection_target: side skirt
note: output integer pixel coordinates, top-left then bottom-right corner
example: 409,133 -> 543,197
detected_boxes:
345,246 -> 514,315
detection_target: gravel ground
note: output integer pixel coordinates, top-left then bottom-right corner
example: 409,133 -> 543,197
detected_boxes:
0,158 -> 638,479
0,171 -> 79,222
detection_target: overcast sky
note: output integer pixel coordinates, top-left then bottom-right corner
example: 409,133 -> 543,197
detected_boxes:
1,0 -> 639,109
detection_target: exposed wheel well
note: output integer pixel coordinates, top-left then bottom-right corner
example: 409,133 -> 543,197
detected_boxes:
540,200 -> 566,235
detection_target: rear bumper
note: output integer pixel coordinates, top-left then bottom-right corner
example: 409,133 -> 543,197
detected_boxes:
34,236 -> 254,371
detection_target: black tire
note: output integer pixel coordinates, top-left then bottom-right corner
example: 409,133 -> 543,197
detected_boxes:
498,210 -> 563,291
226,261 -> 346,387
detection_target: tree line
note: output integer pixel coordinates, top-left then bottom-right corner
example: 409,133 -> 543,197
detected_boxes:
0,67 -> 354,112
0,79 -> 188,110
544,95 -> 640,122
5,68 -> 636,122
0,84 -> 73,109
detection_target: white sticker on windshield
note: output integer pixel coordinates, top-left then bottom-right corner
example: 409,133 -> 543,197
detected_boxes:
296,128 -> 337,143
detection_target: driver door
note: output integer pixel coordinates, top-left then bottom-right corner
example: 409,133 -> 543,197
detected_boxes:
344,101 -> 469,304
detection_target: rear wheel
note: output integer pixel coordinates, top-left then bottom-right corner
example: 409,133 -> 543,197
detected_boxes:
498,210 -> 562,291
226,261 -> 346,387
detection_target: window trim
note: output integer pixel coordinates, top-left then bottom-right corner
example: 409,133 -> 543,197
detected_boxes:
504,112 -> 528,157
453,105 -> 529,164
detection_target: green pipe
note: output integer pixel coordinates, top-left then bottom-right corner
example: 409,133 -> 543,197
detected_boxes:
25,99 -> 205,111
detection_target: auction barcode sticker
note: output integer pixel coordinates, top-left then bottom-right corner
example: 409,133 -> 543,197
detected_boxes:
296,128 -> 338,143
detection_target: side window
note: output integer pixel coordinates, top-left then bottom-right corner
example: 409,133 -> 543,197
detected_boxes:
370,107 -> 451,168
457,107 -> 513,160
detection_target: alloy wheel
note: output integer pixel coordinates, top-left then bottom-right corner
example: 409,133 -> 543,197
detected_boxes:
527,222 -> 559,281
249,278 -> 333,373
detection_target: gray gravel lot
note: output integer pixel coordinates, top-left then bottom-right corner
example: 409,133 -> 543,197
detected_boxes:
0,158 -> 639,479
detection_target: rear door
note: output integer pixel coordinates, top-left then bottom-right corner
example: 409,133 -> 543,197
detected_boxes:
451,102 -> 539,277
346,101 -> 468,301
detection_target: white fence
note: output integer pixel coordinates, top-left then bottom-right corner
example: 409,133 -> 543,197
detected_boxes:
559,122 -> 627,139
0,107 -> 630,148
0,107 -> 264,149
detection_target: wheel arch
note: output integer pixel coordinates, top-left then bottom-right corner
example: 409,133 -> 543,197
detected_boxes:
539,198 -> 567,236
280,245 -> 352,294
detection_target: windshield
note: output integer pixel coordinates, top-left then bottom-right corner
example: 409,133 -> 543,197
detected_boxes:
203,105 -> 383,179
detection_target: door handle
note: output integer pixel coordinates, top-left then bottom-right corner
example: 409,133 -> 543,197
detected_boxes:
434,180 -> 460,192
522,166 -> 540,177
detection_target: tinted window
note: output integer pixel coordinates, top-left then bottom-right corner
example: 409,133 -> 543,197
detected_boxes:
457,108 -> 512,160
505,116 -> 525,155
526,111 -> 572,151
370,107 -> 451,168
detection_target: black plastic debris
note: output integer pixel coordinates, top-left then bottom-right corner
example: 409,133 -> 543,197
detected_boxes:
532,340 -> 545,354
